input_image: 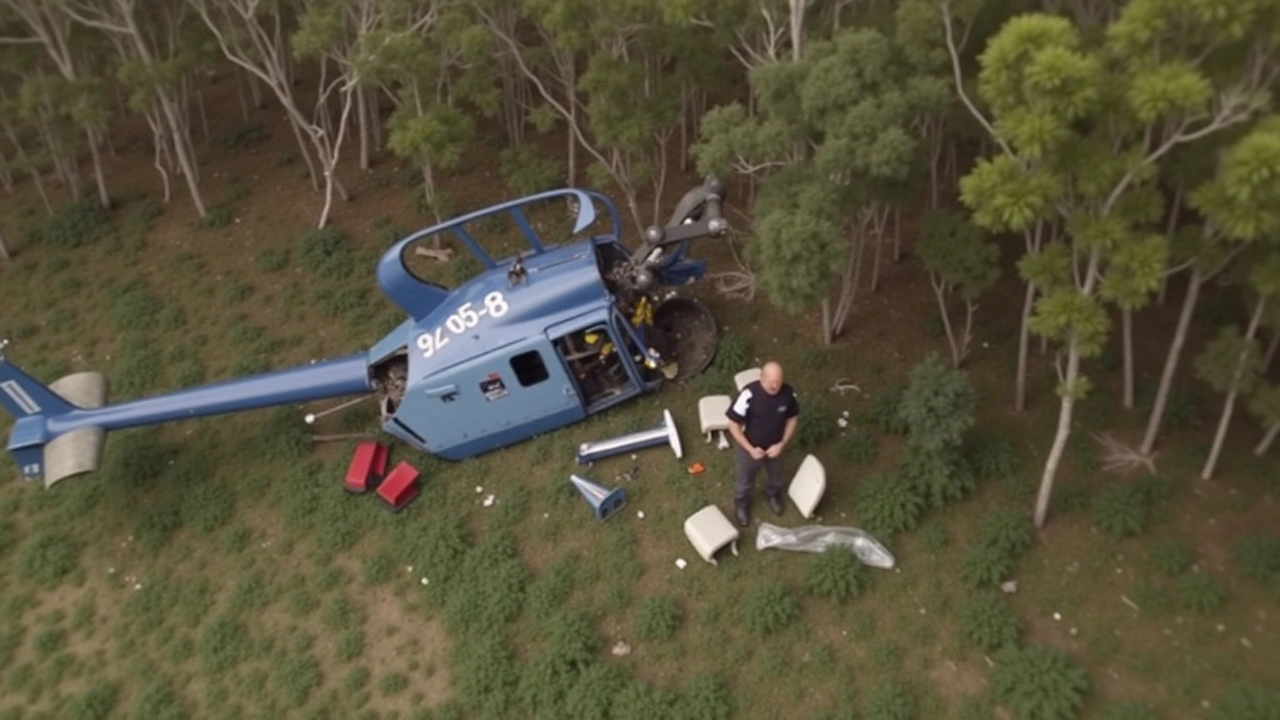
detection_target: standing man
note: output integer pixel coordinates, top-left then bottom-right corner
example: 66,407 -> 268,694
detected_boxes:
725,361 -> 800,527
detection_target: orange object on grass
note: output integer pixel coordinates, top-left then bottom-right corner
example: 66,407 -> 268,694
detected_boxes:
687,462 -> 705,475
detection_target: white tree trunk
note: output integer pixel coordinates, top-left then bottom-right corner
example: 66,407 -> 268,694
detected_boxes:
1256,422 -> 1279,456
1202,297 -> 1267,480
86,128 -> 111,209
1141,267 -> 1202,456
0,226 -> 10,262
1016,280 -> 1035,412
1263,333 -> 1278,371
1035,339 -> 1080,528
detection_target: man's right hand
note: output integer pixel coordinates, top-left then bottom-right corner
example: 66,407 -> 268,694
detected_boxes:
748,446 -> 766,460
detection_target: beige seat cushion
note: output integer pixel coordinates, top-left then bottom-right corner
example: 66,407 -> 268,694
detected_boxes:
683,505 -> 740,565
733,367 -> 761,393
788,454 -> 826,519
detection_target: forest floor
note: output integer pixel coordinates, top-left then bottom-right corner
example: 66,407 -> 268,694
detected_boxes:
0,68 -> 1277,720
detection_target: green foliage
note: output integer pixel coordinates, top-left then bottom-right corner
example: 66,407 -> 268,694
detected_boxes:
43,199 -> 111,248
960,546 -> 1014,588
991,645 -> 1089,720
1179,573 -> 1226,614
854,473 -> 925,537
1208,684 -> 1280,720
195,206 -> 233,230
840,429 -> 879,464
1091,484 -> 1149,537
498,146 -> 564,196
1148,540 -> 1194,576
969,436 -> 1020,480
130,680 -> 189,720
744,581 -> 799,636
443,534 -> 528,635
795,398 -> 835,451
635,596 -> 681,642
1195,326 -> 1264,396
451,632 -> 518,718
748,167 -> 843,315
278,654 -> 323,704
198,616 -> 250,674
976,507 -> 1035,558
863,681 -> 917,720
256,247 -> 290,273
19,531 -> 79,586
213,123 -> 269,150
299,226 -> 356,280
1232,533 -> 1280,588
898,354 -> 976,452
379,672 -> 409,696
918,208 -> 1001,296
66,680 -> 119,720
870,385 -> 909,435
960,592 -> 1022,651
803,547 -> 869,605
898,445 -> 976,510
682,673 -> 732,720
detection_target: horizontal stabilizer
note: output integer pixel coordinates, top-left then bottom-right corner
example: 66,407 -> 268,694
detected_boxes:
42,372 -> 108,488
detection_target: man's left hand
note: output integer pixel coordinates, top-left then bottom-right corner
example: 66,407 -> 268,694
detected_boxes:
765,443 -> 784,459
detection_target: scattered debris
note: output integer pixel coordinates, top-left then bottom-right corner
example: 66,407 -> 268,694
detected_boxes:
829,380 -> 861,396
611,641 -> 632,656
413,246 -> 455,262
1000,580 -> 1018,594
675,558 -> 688,569
420,577 -> 429,586
1092,432 -> 1157,475
837,417 -> 849,428
637,511 -> 646,519
483,494 -> 496,507
1053,612 -> 1062,621
1121,595 -> 1140,612
1069,627 -> 1078,636
1241,637 -> 1253,649
475,486 -> 484,494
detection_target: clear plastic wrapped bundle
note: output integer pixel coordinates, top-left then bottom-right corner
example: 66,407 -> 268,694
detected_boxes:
755,522 -> 896,569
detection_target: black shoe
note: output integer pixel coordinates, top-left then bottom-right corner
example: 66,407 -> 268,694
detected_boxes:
768,496 -> 784,516
735,506 -> 750,528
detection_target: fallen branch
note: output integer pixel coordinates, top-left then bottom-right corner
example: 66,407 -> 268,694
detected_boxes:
829,379 -> 861,396
1093,432 -> 1157,475
414,246 -> 455,262
1120,594 -> 1140,612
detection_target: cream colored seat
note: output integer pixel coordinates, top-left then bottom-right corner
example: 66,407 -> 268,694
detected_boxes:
788,454 -> 826,519
683,505 -> 740,565
698,395 -> 732,449
733,367 -> 761,392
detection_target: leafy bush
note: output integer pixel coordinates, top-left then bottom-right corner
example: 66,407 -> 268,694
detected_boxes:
198,616 -> 250,674
499,146 -> 565,196
870,385 -> 909,435
863,681 -> 917,720
1092,484 -> 1149,537
960,592 -> 1022,651
1103,700 -> 1158,720
744,581 -> 799,636
969,436 -> 1020,480
803,547 -> 869,604
1232,533 -> 1280,585
991,645 -> 1089,720
1149,540 -> 1194,576
682,673 -> 732,720
195,206 -> 233,230
898,353 -> 976,452
1180,573 -> 1226,614
636,596 -> 682,642
526,562 -> 573,622
256,248 -> 290,273
44,199 -> 111,248
66,680 -> 119,720
960,546 -> 1014,588
854,473 -> 925,537
278,655 -> 323,705
976,507 -> 1035,558
1208,684 -> 1280,720
336,629 -> 364,663
443,534 -> 529,635
19,531 -> 79,586
214,122 -> 269,150
299,226 -> 356,280
840,429 -> 879,464
451,632 -> 518,718
796,398 -> 836,450
379,672 -> 409,696
899,445 -> 975,510
713,331 -> 750,374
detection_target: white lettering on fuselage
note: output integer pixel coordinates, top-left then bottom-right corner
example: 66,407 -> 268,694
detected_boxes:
416,291 -> 511,360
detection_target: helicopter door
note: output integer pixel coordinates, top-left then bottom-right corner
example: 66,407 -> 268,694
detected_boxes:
553,322 -> 641,414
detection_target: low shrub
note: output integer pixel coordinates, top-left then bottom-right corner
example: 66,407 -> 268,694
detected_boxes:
744,581 -> 799,636
1092,484 -> 1149,537
635,596 -> 682,642
960,592 -> 1021,651
863,681 -> 917,720
803,547 -> 869,605
969,436 -> 1020,480
840,429 -> 879,464
1148,540 -> 1194,577
1180,572 -> 1226,614
991,645 -> 1089,720
854,473 -> 925,537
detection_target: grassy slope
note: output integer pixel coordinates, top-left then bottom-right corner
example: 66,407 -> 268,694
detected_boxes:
0,70 -> 1277,720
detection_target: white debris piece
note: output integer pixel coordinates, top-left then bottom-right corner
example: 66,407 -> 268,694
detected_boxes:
637,511 -> 646,519
1000,580 -> 1018,594
675,558 -> 688,569
1053,612 -> 1062,621
420,577 -> 429,586
837,418 -> 849,428
611,641 -> 632,656
475,486 -> 484,494
483,494 -> 496,507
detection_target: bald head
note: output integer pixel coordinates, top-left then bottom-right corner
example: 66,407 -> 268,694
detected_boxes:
760,361 -> 784,395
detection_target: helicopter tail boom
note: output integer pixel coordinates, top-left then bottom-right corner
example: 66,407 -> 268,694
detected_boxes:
3,353 -> 375,487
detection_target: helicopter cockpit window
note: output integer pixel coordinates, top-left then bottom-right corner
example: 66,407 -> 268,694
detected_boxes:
510,351 -> 550,387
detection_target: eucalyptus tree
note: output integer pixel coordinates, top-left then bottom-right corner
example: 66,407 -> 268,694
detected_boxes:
63,0 -> 210,218
0,0 -> 112,208
1195,254 -> 1280,480
191,0 -> 356,228
949,1 -> 1278,528
916,209 -> 1001,368
1140,122 -> 1280,457
1249,382 -> 1280,456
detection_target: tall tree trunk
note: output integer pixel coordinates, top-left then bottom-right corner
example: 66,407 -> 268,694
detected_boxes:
0,226 -> 10,261
1034,336 -> 1081,528
369,87 -> 382,151
195,88 -> 210,142
292,121 -> 320,190
931,275 -> 960,367
1256,422 -> 1279,456
85,128 -> 110,209
565,58 -> 577,186
247,69 -> 263,108
821,298 -> 832,346
356,82 -> 370,171
1262,332 -> 1278,371
1122,305 -> 1135,409
1141,267 -> 1202,456
0,149 -> 12,192
1202,297 -> 1268,480
892,206 -> 901,262
158,93 -> 207,218
1016,280 -> 1035,412
869,205 -> 885,294
235,66 -> 251,122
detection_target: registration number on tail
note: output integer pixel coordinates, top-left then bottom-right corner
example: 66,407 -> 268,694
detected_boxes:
416,291 -> 510,360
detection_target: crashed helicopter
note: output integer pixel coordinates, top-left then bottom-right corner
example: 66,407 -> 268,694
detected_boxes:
1,177 -> 729,488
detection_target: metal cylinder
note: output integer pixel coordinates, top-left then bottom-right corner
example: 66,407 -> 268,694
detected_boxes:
576,409 -> 682,465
